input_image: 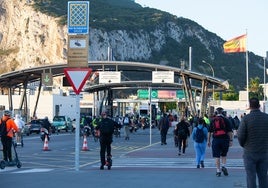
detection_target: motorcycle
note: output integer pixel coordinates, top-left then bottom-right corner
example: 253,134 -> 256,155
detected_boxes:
40,127 -> 50,141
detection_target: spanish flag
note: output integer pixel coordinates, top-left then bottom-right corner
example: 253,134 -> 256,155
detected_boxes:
223,34 -> 247,53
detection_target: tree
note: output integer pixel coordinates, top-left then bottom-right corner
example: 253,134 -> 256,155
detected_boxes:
248,77 -> 264,100
214,84 -> 239,100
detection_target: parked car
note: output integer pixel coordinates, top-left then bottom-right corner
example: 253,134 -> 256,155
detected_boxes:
52,116 -> 73,133
22,124 -> 30,136
27,119 -> 43,134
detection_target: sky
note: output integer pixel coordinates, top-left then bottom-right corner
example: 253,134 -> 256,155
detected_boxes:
135,0 -> 268,58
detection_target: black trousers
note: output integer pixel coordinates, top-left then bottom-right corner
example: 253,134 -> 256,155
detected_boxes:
1,136 -> 13,161
160,129 -> 168,144
99,137 -> 112,165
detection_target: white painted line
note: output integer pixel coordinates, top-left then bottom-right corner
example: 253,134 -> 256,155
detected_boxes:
12,168 -> 54,173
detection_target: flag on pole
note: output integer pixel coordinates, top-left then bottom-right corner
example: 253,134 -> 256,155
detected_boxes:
223,34 -> 247,53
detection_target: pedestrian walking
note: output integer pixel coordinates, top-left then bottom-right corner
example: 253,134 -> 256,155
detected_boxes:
123,114 -> 131,140
171,115 -> 179,147
158,113 -> 170,145
207,107 -> 233,177
14,114 -> 25,145
174,116 -> 190,155
192,117 -> 208,168
96,111 -> 119,170
237,98 -> 268,188
0,110 -> 19,163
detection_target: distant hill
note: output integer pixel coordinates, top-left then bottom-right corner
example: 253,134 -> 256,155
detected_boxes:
1,0 -> 265,91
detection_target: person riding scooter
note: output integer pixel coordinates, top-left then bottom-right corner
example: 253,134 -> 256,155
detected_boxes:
40,117 -> 51,141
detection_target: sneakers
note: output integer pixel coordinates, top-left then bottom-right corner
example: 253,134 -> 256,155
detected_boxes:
222,166 -> 229,176
100,165 -> 104,170
197,165 -> 200,168
216,172 -> 221,177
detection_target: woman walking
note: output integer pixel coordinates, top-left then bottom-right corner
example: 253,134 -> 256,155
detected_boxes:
192,117 -> 208,168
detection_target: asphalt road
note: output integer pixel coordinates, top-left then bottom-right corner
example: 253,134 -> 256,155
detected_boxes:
1,128 -> 248,188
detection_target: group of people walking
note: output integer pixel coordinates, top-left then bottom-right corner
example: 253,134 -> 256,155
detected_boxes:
164,107 -> 233,175
158,97 -> 267,188
2,97 -> 266,187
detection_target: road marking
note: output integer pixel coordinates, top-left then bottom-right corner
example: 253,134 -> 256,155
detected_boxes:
12,168 -> 54,173
92,158 -> 245,169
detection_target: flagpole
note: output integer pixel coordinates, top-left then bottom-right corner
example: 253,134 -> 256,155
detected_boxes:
246,31 -> 249,102
246,50 -> 249,102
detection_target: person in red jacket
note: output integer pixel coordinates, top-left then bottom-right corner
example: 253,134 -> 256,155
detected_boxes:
0,110 -> 19,162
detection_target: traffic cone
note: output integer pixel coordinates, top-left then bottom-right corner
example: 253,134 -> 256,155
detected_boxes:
82,135 -> 89,151
43,135 -> 50,151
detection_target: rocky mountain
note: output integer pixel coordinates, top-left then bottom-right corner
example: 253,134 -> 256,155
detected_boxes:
0,0 -> 265,91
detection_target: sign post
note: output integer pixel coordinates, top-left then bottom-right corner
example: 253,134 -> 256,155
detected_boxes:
64,68 -> 92,171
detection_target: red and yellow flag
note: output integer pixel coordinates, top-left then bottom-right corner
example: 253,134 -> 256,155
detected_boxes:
223,34 -> 247,53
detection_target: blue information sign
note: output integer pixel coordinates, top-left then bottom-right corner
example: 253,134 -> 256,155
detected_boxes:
68,1 -> 90,34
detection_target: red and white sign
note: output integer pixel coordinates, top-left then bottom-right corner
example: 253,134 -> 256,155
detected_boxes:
64,68 -> 92,95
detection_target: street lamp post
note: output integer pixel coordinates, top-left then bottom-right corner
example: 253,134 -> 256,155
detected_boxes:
202,60 -> 215,100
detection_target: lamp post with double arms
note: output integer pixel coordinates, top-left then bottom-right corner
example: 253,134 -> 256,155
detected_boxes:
202,60 -> 215,101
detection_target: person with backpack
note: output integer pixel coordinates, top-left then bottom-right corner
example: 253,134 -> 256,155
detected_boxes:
123,114 -> 131,140
0,110 -> 19,163
192,117 -> 208,168
174,116 -> 190,155
96,111 -> 119,170
238,98 -> 268,188
208,107 -> 233,177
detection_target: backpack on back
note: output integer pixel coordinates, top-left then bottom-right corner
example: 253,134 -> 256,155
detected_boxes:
195,126 -> 205,143
212,116 -> 226,136
123,117 -> 129,124
100,119 -> 114,135
0,118 -> 10,137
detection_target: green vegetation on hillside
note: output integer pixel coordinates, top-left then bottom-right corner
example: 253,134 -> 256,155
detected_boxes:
29,0 -> 265,92
31,0 -> 177,31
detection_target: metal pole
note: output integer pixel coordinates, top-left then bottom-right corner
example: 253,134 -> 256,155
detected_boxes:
149,87 -> 152,145
75,94 -> 80,171
264,57 -> 266,101
202,60 -> 215,100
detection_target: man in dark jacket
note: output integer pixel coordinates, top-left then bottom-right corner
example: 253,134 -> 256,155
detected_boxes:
158,113 -> 170,145
238,98 -> 268,188
96,111 -> 119,170
174,116 -> 190,155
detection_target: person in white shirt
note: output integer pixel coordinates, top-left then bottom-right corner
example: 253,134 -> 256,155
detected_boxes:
14,114 -> 25,145
171,115 -> 179,147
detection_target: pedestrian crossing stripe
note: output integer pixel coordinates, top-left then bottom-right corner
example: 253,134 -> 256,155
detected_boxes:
92,158 -> 245,169
14,168 -> 54,173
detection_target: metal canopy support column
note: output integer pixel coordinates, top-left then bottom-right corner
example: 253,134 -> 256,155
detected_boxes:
107,88 -> 113,117
33,79 -> 42,118
8,86 -> 13,111
200,79 -> 209,116
181,74 -> 196,116
19,78 -> 29,117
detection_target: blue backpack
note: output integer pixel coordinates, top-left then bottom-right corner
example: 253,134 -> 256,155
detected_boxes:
195,126 -> 205,143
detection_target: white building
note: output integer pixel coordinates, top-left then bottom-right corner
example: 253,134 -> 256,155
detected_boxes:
0,88 -> 94,122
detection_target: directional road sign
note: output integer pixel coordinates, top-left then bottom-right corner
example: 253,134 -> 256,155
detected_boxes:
42,73 -> 53,86
99,72 -> 121,83
152,71 -> 174,83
